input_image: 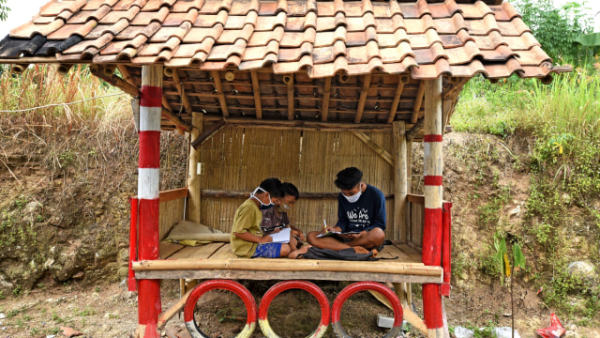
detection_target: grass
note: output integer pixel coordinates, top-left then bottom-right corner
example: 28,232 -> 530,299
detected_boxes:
453,61 -> 600,322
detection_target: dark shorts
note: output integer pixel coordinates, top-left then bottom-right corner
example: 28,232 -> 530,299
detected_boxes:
252,243 -> 282,258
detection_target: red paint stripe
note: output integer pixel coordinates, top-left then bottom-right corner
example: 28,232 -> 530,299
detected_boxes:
139,131 -> 160,168
138,198 -> 161,325
128,198 -> 138,292
424,175 -> 443,186
423,284 -> 443,328
141,86 -> 163,107
423,134 -> 443,142
442,202 -> 453,297
422,208 -> 443,266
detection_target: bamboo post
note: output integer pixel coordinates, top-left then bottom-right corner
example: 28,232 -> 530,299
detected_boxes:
321,77 -> 332,122
137,64 -> 163,337
421,77 -> 445,338
187,112 -> 203,224
387,76 -> 407,123
354,73 -> 372,123
250,71 -> 263,119
392,121 -> 408,243
411,81 -> 426,123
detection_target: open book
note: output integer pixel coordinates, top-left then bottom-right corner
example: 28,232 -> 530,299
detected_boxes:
269,227 -> 291,243
316,230 -> 361,238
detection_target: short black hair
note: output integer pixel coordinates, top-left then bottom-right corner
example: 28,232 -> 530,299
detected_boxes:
259,178 -> 283,197
281,182 -> 299,199
334,167 -> 363,190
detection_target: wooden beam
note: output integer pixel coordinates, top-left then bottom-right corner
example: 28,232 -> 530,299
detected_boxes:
370,286 -> 428,335
159,188 -> 189,202
442,78 -> 469,100
354,73 -> 372,123
210,71 -> 229,117
406,118 -> 424,140
117,65 -> 135,85
172,69 -> 193,115
157,288 -> 193,329
191,121 -> 226,149
90,65 -> 139,97
411,81 -> 426,124
387,76 -> 407,123
202,116 -> 394,131
250,71 -> 263,120
352,131 -> 393,166
161,108 -> 191,132
133,258 -> 443,276
285,74 -> 294,120
321,77 -> 332,122
392,121 -> 408,243
407,194 -> 425,204
187,112 -> 203,224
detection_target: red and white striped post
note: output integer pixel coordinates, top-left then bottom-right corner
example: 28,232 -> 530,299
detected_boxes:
137,65 -> 163,338
421,77 -> 445,338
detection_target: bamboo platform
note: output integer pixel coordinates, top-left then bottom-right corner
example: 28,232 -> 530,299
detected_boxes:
133,241 -> 442,284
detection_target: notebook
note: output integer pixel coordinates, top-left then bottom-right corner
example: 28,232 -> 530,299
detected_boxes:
269,227 -> 291,244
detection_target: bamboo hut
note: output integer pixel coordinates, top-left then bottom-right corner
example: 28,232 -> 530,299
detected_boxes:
0,0 -> 568,337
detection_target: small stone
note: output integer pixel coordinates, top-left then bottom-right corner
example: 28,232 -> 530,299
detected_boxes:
508,205 -> 521,217
493,327 -> 520,338
72,271 -> 84,279
567,261 -> 597,281
454,326 -> 474,338
25,201 -> 42,214
0,313 -> 5,319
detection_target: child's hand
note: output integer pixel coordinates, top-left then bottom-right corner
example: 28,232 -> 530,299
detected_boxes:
259,235 -> 273,243
271,228 -> 282,233
292,229 -> 305,241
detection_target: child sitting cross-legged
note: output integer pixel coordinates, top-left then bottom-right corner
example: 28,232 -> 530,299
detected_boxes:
230,178 -> 310,259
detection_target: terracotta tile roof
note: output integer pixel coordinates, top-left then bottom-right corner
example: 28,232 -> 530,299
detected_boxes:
0,0 -> 564,80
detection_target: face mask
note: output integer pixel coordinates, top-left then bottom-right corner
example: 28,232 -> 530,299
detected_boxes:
281,203 -> 291,210
250,187 -> 274,209
343,184 -> 362,203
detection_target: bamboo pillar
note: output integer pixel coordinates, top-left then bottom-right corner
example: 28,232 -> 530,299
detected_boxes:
421,77 -> 445,338
392,121 -> 408,242
187,112 -> 203,224
137,65 -> 163,338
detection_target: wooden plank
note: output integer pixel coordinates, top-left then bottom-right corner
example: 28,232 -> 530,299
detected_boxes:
159,242 -> 185,259
354,73 -> 372,123
407,194 -> 424,204
209,243 -> 238,259
250,71 -> 263,119
159,188 -> 189,202
168,243 -> 225,260
393,243 -> 422,263
210,71 -> 229,117
321,77 -> 332,122
136,269 -> 442,284
411,80 -> 426,123
387,76 -> 407,123
380,244 -> 417,263
351,131 -> 393,166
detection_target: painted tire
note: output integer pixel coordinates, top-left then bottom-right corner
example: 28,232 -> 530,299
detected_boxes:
183,280 -> 257,338
331,282 -> 403,338
258,281 -> 330,338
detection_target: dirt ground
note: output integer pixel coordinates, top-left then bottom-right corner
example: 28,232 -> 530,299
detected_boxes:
1,278 -> 599,338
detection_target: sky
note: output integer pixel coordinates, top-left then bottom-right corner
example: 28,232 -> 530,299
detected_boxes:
0,0 -> 599,37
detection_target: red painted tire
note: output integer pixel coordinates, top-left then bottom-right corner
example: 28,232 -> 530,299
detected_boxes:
258,281 -> 330,338
332,282 -> 403,338
184,280 -> 257,338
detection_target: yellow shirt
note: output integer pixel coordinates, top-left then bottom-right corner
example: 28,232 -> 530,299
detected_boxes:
230,198 -> 263,257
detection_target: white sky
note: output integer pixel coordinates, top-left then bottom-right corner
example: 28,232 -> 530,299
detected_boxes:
0,0 -> 599,37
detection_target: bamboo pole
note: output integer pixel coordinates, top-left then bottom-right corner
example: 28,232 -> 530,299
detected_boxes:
172,69 -> 193,115
321,77 -> 332,122
201,189 -> 394,199
202,116 -> 394,131
133,259 -> 442,276
393,121 -> 408,243
211,71 -> 229,117
187,112 -> 203,224
166,233 -> 230,242
250,70 -> 263,119
422,77 -> 445,338
354,73 -> 372,123
285,74 -> 295,120
387,76 -> 407,123
351,131 -> 394,166
157,288 -> 193,329
90,65 -> 139,97
411,81 -> 426,123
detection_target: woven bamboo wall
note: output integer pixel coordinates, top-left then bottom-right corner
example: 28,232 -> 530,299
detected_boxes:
198,127 -> 396,236
159,198 -> 185,240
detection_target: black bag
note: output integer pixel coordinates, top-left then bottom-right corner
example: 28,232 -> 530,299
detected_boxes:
299,247 -> 378,261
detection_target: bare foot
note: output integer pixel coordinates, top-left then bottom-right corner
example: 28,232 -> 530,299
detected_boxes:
371,249 -> 379,257
352,246 -> 369,254
288,245 -> 312,259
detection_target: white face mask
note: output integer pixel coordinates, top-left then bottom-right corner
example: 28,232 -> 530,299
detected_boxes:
343,184 -> 363,203
250,187 -> 273,209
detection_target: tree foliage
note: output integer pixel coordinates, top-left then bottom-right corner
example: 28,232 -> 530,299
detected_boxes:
514,0 -> 592,62
0,0 -> 8,22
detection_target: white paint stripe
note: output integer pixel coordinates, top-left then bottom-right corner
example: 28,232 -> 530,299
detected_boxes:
424,186 -> 443,209
138,168 -> 160,199
139,106 -> 162,132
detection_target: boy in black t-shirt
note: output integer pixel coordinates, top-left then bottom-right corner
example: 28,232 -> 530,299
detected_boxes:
307,167 -> 385,254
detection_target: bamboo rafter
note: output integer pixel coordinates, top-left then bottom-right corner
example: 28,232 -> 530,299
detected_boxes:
171,69 -> 193,115
210,71 -> 229,117
250,71 -> 263,119
354,73 -> 372,123
321,77 -> 332,122
284,74 -> 294,120
410,80 -> 426,123
387,76 -> 408,123
90,65 -> 138,97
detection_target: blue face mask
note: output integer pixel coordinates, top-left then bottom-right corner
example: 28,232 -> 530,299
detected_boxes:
250,187 -> 274,209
